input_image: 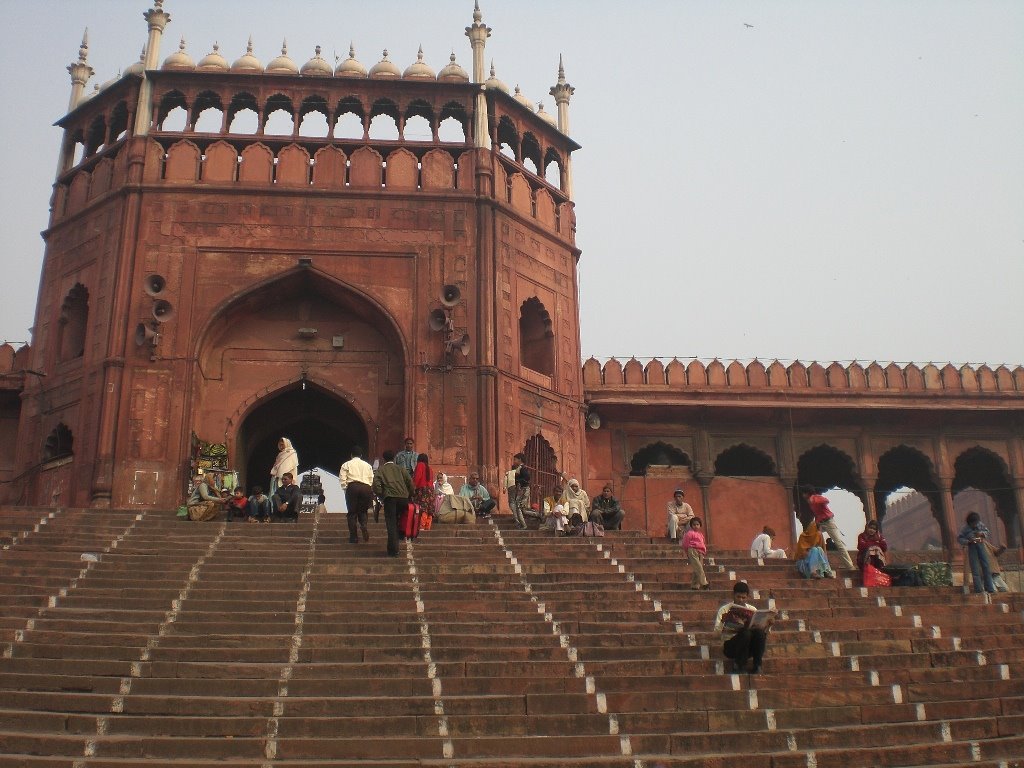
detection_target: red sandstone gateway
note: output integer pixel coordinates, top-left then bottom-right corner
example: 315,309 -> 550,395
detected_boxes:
1,0 -> 1021,564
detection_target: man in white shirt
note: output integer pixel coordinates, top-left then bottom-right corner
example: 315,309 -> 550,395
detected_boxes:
714,581 -> 772,674
750,526 -> 787,559
340,446 -> 374,544
666,488 -> 694,541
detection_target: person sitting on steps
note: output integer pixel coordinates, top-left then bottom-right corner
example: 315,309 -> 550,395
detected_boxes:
560,479 -> 591,528
714,581 -> 773,675
247,485 -> 272,524
271,472 -> 301,523
542,482 -> 570,534
590,485 -> 625,530
459,472 -> 496,519
750,526 -> 786,558
666,488 -> 694,542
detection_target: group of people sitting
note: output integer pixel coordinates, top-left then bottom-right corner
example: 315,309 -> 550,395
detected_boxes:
186,470 -> 308,523
534,479 -> 626,534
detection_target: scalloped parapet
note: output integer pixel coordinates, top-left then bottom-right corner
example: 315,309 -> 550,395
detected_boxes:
581,356 -> 1024,394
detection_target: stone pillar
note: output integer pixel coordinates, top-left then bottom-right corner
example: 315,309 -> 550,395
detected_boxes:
474,147 -> 498,488
780,473 -> 799,548
1011,481 -> 1024,548
549,56 -> 575,197
859,478 -> 878,524
89,137 -> 148,506
694,469 -> 713,542
465,2 -> 492,150
937,480 -> 960,557
133,0 -> 171,137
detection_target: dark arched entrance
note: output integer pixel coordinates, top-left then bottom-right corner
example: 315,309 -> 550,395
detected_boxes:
238,383 -> 368,492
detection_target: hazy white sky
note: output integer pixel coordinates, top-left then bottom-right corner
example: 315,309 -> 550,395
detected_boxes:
1,0 -> 1021,367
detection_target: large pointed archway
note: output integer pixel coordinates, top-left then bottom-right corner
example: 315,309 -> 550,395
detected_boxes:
192,266 -> 408,491
238,382 -> 369,491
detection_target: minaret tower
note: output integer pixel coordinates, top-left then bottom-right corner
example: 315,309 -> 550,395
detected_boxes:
134,0 -> 171,136
59,30 -> 96,176
465,1 -> 492,149
66,30 -> 94,112
550,55 -> 575,196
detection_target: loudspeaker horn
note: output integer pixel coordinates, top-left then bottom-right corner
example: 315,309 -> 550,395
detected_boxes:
152,300 -> 175,323
429,308 -> 450,332
134,322 -> 158,347
440,284 -> 461,308
144,274 -> 166,297
446,333 -> 470,357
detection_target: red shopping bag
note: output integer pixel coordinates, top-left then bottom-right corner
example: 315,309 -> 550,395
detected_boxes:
863,563 -> 892,587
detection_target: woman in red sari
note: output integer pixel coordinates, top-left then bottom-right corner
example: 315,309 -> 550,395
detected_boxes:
412,453 -> 434,516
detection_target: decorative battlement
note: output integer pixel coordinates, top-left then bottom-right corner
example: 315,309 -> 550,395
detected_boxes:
0,344 -> 31,397
583,356 -> 1024,395
0,343 -> 31,375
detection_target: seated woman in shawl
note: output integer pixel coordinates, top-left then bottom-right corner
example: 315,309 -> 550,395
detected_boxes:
434,472 -> 454,515
856,520 -> 888,574
794,520 -> 835,579
187,472 -> 229,521
560,479 -> 591,527
270,437 -> 299,497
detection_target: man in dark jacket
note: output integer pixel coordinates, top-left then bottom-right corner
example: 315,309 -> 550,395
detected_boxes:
372,450 -> 414,557
272,472 -> 301,522
590,485 -> 625,530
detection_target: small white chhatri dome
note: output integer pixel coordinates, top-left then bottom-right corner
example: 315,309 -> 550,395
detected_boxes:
301,45 -> 333,76
197,42 -> 229,72
231,37 -> 263,73
335,44 -> 367,78
81,84 -> 101,102
125,47 -> 146,77
437,52 -> 469,82
403,46 -> 435,80
162,38 -> 194,71
513,85 -> 533,110
484,61 -> 508,93
536,102 -> 556,126
369,49 -> 401,79
266,40 -> 299,75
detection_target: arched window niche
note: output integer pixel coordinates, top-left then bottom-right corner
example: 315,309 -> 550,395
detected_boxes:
519,297 -> 554,376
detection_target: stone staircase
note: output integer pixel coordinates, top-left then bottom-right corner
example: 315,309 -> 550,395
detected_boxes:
0,505 -> 1021,767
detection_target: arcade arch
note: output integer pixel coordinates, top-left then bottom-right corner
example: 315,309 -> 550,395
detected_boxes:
874,445 -> 941,530
796,444 -> 864,526
953,447 -> 1019,546
630,442 -> 690,476
238,382 -> 369,493
714,444 -> 776,476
